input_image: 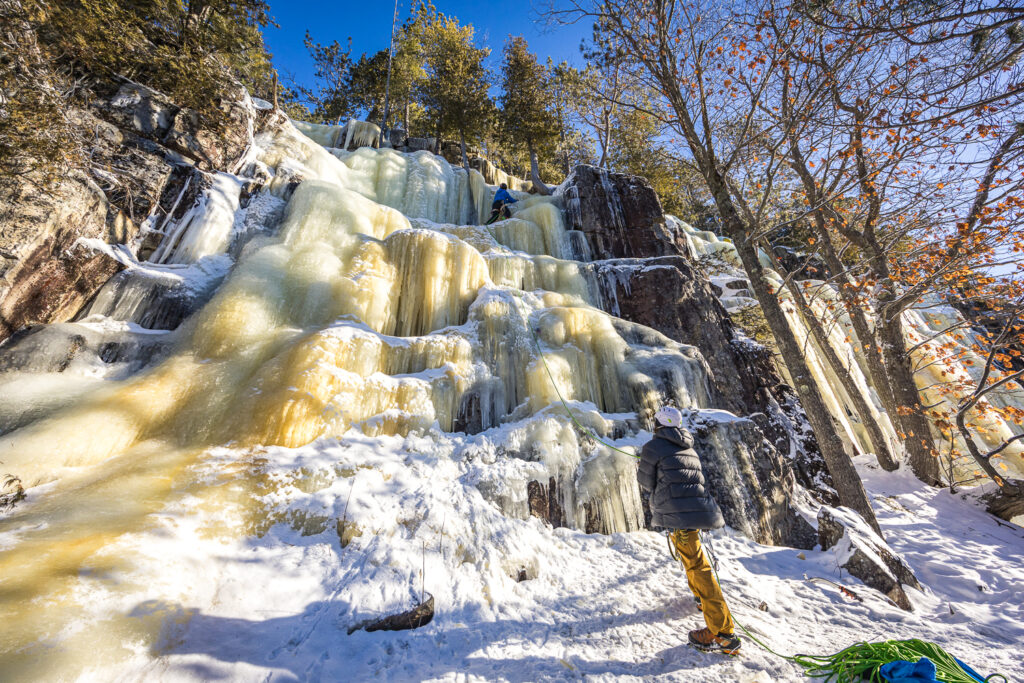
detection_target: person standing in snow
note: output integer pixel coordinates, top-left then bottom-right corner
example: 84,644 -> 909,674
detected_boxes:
486,183 -> 517,224
638,405 -> 741,655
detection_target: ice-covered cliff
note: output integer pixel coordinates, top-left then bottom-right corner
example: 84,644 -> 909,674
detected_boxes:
673,223 -> 1024,483
0,110 -> 1016,680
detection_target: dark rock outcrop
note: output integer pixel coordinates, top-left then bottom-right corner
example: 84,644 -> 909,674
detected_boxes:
559,165 -> 690,259
382,128 -> 407,149
771,244 -> 830,281
559,165 -> 844,547
97,81 -> 253,172
404,137 -> 436,153
592,257 -> 785,417
592,256 -> 837,504
980,483 -> 1024,523
527,478 -> 566,529
0,78 -> 257,344
691,415 -> 818,548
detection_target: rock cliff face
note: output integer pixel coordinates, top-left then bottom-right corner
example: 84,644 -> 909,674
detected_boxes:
558,164 -> 920,605
0,175 -> 125,340
555,165 -> 828,548
0,79 -> 256,343
561,165 -> 689,259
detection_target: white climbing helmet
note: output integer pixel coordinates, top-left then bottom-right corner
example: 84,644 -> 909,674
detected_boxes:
654,405 -> 683,428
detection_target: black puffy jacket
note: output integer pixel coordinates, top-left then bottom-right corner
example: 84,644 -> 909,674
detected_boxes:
638,426 -> 724,531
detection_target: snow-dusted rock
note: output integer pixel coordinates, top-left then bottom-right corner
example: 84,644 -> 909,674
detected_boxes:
0,172 -> 128,342
0,78 -> 259,343
818,506 -> 920,610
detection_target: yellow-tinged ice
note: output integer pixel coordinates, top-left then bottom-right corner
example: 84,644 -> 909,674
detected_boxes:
0,119 -> 710,673
0,121 -> 674,488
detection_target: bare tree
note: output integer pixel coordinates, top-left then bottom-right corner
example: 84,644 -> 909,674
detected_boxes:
751,0 -> 1024,489
552,0 -> 884,534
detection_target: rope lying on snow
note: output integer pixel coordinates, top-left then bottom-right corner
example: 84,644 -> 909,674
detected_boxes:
699,533 -> 1008,682
791,639 -> 1007,683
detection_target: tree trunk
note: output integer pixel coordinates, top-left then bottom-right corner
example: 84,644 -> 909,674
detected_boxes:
875,308 -> 943,484
459,129 -> 470,170
641,31 -> 879,531
955,411 -> 1017,489
710,193 -> 882,535
860,224 -> 943,486
598,109 -> 611,169
810,218 -> 941,480
780,273 -> 899,471
528,143 -> 552,196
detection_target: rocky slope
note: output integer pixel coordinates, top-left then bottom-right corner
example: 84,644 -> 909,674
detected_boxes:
0,79 -> 259,342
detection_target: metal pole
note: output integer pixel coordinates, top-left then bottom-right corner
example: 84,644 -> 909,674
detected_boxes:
381,0 -> 400,135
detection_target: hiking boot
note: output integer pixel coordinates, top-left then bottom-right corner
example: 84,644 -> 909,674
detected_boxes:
688,627 -> 741,655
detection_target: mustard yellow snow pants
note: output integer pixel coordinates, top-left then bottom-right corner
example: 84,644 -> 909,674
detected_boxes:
670,530 -> 735,635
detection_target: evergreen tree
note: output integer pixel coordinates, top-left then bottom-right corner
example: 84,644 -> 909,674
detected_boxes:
498,36 -> 560,194
548,61 -> 596,175
297,32 -> 355,124
348,6 -> 430,132
608,99 -> 713,228
419,14 -> 493,167
2,0 -> 275,183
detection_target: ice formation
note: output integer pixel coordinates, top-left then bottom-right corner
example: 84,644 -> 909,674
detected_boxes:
0,118 -> 743,673
150,173 -> 245,264
289,118 -> 381,151
0,126 -> 732,497
342,118 -> 381,150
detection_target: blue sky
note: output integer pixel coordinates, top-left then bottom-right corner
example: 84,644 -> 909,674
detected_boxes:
264,1 -> 592,90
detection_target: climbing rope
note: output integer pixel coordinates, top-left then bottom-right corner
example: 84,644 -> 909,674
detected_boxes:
696,532 -> 1007,682
507,293 -> 639,459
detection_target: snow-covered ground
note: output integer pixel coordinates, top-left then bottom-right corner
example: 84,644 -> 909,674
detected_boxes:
42,429 -> 1020,682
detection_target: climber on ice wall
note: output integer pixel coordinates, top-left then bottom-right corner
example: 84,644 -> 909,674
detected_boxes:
485,183 -> 517,224
638,405 -> 742,656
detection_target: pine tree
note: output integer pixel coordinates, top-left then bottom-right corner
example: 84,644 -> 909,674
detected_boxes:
498,36 -> 560,194
2,0 -> 275,183
348,7 -> 430,132
298,32 -> 356,124
419,14 -> 493,167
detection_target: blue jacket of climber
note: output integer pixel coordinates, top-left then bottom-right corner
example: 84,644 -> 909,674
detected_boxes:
486,183 -> 518,225
493,185 -> 516,206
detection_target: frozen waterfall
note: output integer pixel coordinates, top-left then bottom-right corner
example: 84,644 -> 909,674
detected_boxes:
4,112 -> 1019,678
0,119 -> 737,675
677,219 -> 1024,481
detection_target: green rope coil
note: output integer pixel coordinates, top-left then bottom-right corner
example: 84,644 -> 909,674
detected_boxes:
700,533 -> 1006,683
791,639 -> 1007,683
